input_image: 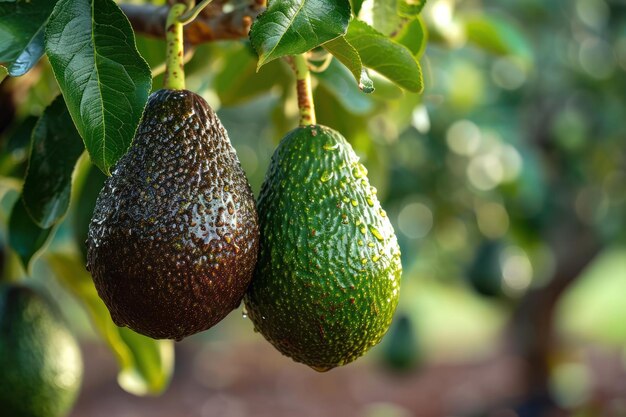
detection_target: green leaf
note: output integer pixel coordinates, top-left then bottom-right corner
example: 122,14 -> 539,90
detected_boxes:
369,72 -> 405,100
398,0 -> 427,17
315,59 -> 375,114
117,327 -> 174,395
8,198 -> 53,270
323,36 -> 374,93
215,45 -> 290,106
0,0 -> 58,76
464,14 -> 532,58
372,0 -> 402,36
372,0 -> 426,35
314,83 -> 368,141
22,95 -> 85,229
350,0 -> 364,16
345,19 -> 423,93
249,0 -> 351,69
393,17 -> 427,58
0,115 -> 37,177
134,35 -> 167,70
47,253 -> 174,396
4,116 -> 37,154
72,162 -> 106,261
45,0 -> 152,175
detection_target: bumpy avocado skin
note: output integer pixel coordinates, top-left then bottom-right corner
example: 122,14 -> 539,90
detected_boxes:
0,284 -> 83,417
244,125 -> 402,371
87,89 -> 259,340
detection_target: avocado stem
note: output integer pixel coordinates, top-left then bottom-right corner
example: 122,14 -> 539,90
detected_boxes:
164,3 -> 187,90
290,54 -> 317,126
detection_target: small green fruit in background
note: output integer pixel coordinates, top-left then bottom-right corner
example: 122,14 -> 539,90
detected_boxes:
0,284 -> 83,417
381,313 -> 420,372
245,125 -> 402,371
466,239 -> 506,298
87,89 -> 259,341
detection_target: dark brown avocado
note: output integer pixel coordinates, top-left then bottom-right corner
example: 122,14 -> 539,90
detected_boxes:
87,89 -> 259,340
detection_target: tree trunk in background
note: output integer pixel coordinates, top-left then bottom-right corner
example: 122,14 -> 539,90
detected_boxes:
508,221 -> 601,412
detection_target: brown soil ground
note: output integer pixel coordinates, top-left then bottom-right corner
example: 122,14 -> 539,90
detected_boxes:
69,340 -> 626,417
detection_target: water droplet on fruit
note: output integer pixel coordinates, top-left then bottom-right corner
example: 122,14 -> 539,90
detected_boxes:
352,163 -> 368,179
323,142 -> 339,151
369,225 -> 384,241
366,197 -> 374,207
320,171 -> 334,182
351,199 -> 358,207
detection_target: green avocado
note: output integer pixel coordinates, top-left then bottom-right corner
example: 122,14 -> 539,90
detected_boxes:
381,313 -> 420,372
466,239 -> 506,298
244,125 -> 402,371
87,89 -> 259,340
0,284 -> 83,417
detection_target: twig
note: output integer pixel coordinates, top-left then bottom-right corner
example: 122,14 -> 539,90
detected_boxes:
120,2 -> 265,45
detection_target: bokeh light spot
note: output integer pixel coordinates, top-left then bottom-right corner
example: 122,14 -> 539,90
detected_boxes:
446,120 -> 481,156
491,57 -> 527,90
501,247 -> 533,296
476,201 -> 509,238
576,0 -> 609,29
579,37 -> 615,79
467,155 -> 503,190
398,202 -> 434,239
411,105 -> 431,134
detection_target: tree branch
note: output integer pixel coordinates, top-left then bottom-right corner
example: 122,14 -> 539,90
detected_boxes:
120,1 -> 265,45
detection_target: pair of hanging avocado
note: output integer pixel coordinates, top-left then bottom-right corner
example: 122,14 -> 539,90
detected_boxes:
87,76 -> 402,372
